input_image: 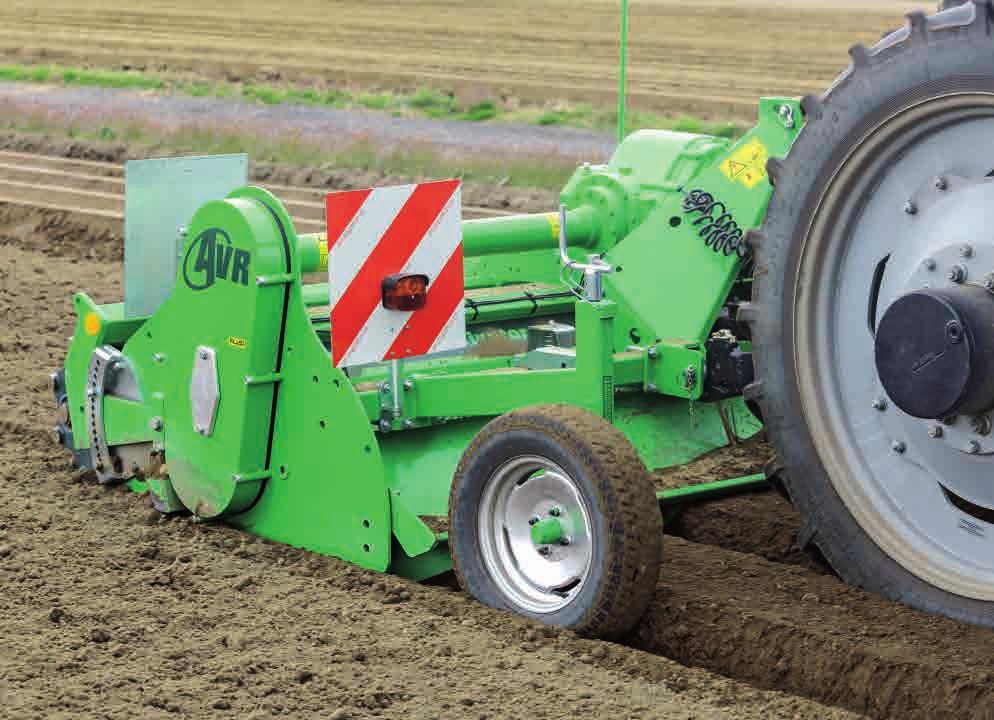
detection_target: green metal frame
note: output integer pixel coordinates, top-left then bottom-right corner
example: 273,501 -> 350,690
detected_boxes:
60,97 -> 802,581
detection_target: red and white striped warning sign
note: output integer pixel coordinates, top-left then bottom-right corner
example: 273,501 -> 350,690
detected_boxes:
327,179 -> 465,367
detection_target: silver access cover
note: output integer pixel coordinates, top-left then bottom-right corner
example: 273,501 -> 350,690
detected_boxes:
190,346 -> 220,437
124,154 -> 248,318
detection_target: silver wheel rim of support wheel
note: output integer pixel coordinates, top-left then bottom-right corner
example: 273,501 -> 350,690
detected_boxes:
478,455 -> 593,613
796,93 -> 994,599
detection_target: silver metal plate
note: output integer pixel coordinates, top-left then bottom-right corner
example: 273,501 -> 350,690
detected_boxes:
124,154 -> 248,318
190,346 -> 220,437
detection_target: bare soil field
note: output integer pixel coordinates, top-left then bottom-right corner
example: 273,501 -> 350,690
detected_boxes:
5,144 -> 994,719
0,0 -> 929,120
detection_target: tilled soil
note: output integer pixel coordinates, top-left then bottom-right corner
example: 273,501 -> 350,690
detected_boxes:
4,202 -> 994,719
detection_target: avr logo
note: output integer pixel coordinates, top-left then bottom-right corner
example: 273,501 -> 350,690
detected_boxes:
182,228 -> 251,291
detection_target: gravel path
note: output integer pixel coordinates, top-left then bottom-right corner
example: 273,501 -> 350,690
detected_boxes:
0,82 -> 617,162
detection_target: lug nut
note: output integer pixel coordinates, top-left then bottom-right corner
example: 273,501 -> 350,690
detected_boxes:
966,440 -> 982,455
537,546 -> 552,557
904,201 -> 918,216
923,258 -> 937,272
560,537 -> 572,547
549,506 -> 562,517
872,397 -> 888,411
948,265 -> 966,283
928,425 -> 944,439
961,245 -> 974,259
528,516 -> 540,526
947,320 -> 964,344
891,440 -> 907,454
935,176 -> 948,191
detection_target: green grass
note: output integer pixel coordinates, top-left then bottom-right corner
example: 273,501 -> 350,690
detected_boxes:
0,62 -> 747,139
0,110 -> 578,191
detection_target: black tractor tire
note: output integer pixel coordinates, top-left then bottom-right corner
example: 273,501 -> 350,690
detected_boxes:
744,1 -> 994,626
448,404 -> 662,639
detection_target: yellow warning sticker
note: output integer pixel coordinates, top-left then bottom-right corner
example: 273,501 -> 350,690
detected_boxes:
547,212 -> 561,242
228,336 -> 248,350
720,138 -> 769,189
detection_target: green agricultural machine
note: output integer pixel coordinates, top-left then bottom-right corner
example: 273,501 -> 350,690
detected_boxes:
51,2 -> 994,636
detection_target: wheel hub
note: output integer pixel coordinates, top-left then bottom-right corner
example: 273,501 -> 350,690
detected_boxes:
875,286 -> 994,420
478,456 -> 593,614
875,175 -> 994,458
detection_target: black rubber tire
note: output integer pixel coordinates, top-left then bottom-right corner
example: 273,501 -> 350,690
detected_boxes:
744,1 -> 994,626
448,404 -> 662,639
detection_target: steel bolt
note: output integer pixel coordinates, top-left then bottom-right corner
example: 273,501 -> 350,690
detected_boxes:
379,382 -> 391,394
935,176 -> 949,191
403,418 -> 415,429
647,346 -> 659,359
927,425 -> 944,439
891,440 -> 907,454
403,379 -> 414,391
150,417 -> 163,432
378,418 -> 392,433
549,506 -> 562,517
528,516 -> 540,526
967,440 -> 982,455
646,383 -> 659,393
872,397 -> 888,411
923,258 -> 937,272
948,265 -> 966,283
904,201 -> 918,216
194,424 -> 205,434
560,537 -> 572,547
198,349 -> 209,360
961,245 -> 974,259
153,353 -> 165,364
537,546 -> 552,557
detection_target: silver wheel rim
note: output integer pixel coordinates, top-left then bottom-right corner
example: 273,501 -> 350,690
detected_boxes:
477,455 -> 593,613
795,93 -> 994,599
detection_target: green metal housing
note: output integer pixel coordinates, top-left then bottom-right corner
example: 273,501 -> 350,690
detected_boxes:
61,98 -> 801,580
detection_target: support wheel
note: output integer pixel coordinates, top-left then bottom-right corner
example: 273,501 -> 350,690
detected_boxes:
449,404 -> 662,639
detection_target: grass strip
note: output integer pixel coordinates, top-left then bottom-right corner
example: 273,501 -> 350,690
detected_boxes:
0,63 -> 746,139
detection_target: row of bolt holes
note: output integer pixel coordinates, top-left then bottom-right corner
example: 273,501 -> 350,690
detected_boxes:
313,372 -> 375,553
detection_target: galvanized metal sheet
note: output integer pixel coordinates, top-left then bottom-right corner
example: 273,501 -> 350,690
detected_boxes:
124,154 -> 248,318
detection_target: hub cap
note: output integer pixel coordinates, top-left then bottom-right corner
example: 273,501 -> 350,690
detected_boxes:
477,455 -> 592,613
795,94 -> 994,600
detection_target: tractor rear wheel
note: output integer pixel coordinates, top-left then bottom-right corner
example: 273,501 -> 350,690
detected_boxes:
448,404 -> 662,639
747,1 -> 994,625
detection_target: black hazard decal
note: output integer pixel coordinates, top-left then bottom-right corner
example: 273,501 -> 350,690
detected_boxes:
183,228 -> 251,290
